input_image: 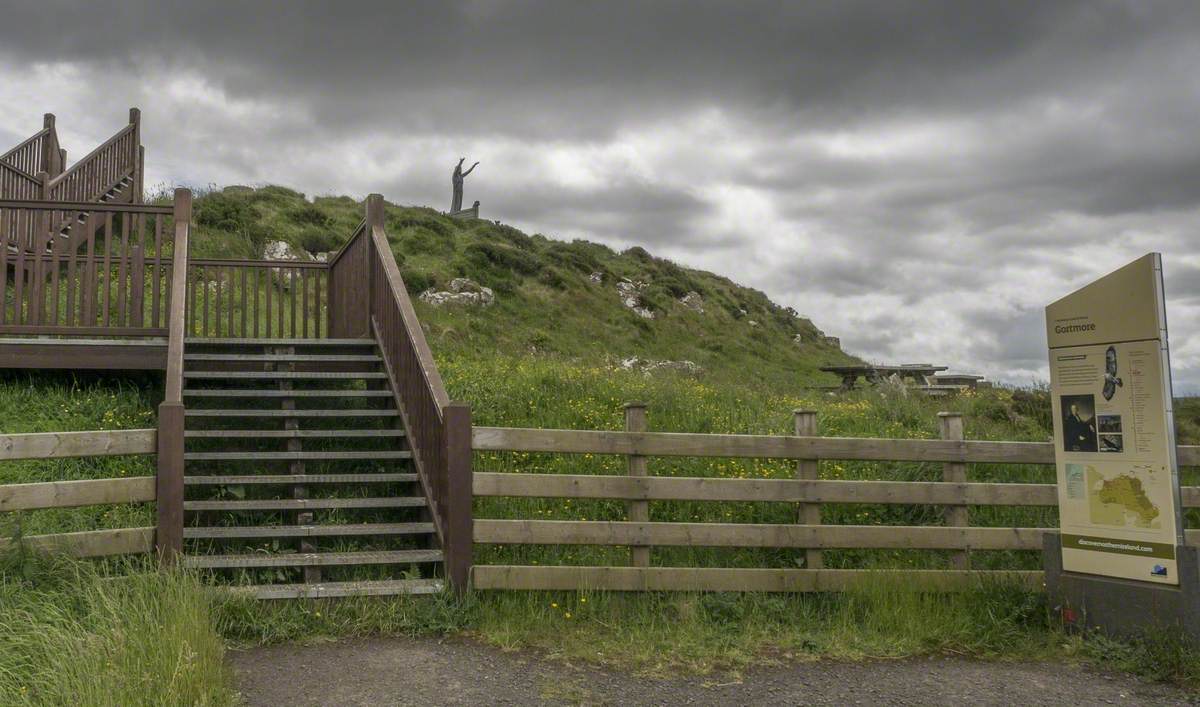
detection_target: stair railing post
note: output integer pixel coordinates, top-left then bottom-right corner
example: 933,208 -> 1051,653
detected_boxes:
156,400 -> 185,562
443,402 -> 473,591
938,411 -> 970,570
793,409 -> 823,569
41,113 -> 57,176
157,188 -> 192,564
362,193 -> 384,337
129,108 -> 141,201
624,402 -> 650,567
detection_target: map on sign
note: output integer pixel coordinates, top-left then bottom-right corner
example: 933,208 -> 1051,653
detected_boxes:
1078,465 -> 1161,528
1046,253 -> 1185,585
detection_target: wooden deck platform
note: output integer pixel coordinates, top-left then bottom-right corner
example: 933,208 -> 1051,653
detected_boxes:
0,336 -> 167,370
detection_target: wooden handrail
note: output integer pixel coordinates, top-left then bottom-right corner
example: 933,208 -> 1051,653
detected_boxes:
370,223 -> 451,410
0,198 -> 172,214
164,190 -> 191,403
0,161 -> 39,183
0,128 -> 50,165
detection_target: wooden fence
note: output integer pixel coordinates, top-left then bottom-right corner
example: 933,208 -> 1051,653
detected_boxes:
469,409 -> 1200,592
185,259 -> 328,339
0,429 -> 158,557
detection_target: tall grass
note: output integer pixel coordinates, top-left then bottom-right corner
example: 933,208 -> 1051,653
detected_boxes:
0,551 -> 235,706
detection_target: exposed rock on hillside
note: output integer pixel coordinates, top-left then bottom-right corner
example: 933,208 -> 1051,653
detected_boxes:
679,291 -> 705,313
616,278 -> 654,319
420,278 -> 495,307
618,357 -> 702,375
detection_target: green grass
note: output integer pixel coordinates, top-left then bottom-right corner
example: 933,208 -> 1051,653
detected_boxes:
0,551 -> 235,706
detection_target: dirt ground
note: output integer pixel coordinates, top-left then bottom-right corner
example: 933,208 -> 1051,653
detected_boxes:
230,636 -> 1200,706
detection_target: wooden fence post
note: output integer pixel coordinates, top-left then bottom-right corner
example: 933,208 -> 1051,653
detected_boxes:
624,402 -> 650,567
793,409 -> 823,569
156,401 -> 184,562
938,411 -> 969,569
42,113 -> 57,175
444,402 -> 474,591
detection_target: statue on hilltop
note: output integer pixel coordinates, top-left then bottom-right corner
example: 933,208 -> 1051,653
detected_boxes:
450,158 -> 479,213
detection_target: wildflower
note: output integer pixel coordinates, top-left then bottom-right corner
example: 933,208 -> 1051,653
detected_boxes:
551,602 -> 558,608
564,612 -> 572,619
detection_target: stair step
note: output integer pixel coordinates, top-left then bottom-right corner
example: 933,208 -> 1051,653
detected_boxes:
234,578 -> 444,600
184,549 -> 443,569
186,338 -> 375,346
185,473 -> 417,485
185,497 -> 427,511
184,354 -> 381,362
184,450 -> 411,461
184,522 -> 435,539
185,371 -> 387,380
185,408 -> 397,418
184,389 -> 393,398
185,429 -> 404,439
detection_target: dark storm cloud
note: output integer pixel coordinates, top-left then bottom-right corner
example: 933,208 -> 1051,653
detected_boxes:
4,1 -> 1200,388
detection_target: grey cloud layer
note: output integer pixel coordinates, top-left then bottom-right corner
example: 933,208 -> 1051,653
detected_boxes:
3,1 -> 1199,389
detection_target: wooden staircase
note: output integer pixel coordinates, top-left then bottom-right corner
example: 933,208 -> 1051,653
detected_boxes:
179,337 -> 445,599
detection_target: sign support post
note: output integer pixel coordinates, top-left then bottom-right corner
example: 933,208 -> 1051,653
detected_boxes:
1043,253 -> 1198,640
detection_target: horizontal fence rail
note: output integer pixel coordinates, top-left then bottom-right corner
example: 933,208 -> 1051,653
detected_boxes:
185,259 -> 328,339
470,420 -> 1200,592
0,200 -> 176,335
0,428 -> 157,558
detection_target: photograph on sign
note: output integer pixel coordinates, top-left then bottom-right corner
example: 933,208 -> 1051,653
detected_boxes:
1045,253 -> 1184,585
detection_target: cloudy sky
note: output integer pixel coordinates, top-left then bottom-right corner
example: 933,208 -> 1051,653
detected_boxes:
3,1 -> 1198,390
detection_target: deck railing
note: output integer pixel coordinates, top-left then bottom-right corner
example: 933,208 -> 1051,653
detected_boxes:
0,199 -> 176,336
185,259 -> 328,339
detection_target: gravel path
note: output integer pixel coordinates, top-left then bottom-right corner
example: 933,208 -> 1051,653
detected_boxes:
231,636 -> 1199,706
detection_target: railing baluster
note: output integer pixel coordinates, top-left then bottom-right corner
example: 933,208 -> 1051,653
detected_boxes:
101,213 -> 112,327
240,265 -> 247,338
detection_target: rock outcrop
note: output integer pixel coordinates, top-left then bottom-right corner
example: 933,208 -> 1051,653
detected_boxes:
616,278 -> 654,319
419,278 -> 495,307
679,291 -> 705,314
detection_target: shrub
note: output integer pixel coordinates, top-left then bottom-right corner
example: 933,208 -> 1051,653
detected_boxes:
287,204 -> 332,227
295,225 -> 340,254
538,267 -> 570,290
400,268 -> 434,296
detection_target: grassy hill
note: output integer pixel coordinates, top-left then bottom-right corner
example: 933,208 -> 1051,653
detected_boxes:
183,185 -> 857,394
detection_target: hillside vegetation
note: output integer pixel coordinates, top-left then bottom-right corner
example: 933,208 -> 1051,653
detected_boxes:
182,185 -> 856,392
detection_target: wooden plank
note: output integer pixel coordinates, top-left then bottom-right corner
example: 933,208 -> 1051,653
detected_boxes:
0,476 -> 154,511
472,427 -> 1058,464
0,527 -> 154,558
473,520 -> 1048,550
0,200 -> 172,214
472,566 -> 1045,592
472,473 -> 1062,506
0,429 -> 155,460
0,341 -> 167,371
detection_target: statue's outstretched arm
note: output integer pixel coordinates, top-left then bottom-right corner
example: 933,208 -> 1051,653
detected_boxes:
462,162 -> 479,177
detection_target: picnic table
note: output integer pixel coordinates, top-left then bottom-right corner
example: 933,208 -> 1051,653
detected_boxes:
819,364 -> 948,391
